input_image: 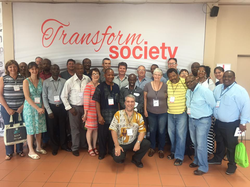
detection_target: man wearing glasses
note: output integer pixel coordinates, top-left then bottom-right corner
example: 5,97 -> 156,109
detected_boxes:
163,58 -> 179,81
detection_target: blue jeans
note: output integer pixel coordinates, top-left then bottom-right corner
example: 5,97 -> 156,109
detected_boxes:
1,106 -> 23,155
189,116 -> 211,173
168,112 -> 187,160
148,111 -> 167,151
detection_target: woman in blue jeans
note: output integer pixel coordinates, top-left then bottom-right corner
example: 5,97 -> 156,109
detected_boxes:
0,60 -> 25,160
144,68 -> 168,158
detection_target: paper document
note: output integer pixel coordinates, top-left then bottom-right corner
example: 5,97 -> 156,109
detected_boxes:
234,127 -> 246,137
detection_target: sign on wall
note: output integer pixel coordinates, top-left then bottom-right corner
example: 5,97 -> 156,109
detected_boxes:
13,3 -> 206,74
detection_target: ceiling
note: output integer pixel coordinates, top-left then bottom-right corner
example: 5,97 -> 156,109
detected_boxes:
1,0 -> 250,5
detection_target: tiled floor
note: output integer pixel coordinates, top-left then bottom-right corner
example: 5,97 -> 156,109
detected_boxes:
0,137 -> 250,187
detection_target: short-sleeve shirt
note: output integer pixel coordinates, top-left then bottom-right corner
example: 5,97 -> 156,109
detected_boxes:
109,110 -> 146,145
144,82 -> 168,114
92,82 -> 120,124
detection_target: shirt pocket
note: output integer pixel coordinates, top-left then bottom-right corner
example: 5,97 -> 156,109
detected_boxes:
223,95 -> 235,106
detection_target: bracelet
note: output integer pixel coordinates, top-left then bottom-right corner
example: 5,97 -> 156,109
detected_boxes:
137,140 -> 141,144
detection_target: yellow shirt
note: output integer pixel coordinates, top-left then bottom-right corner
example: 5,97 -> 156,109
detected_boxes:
167,77 -> 187,114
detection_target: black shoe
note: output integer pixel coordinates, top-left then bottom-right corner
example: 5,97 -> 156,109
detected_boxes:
62,147 -> 72,152
194,169 -> 205,175
117,160 -> 125,164
226,165 -> 237,175
98,155 -> 105,160
131,159 -> 143,168
52,150 -> 58,156
174,159 -> 183,166
72,150 -> 79,156
167,153 -> 174,160
208,157 -> 222,165
189,163 -> 199,168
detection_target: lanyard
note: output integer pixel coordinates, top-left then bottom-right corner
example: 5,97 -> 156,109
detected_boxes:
220,82 -> 236,98
52,80 -> 59,92
125,111 -> 134,127
171,82 -> 179,96
152,82 -> 162,99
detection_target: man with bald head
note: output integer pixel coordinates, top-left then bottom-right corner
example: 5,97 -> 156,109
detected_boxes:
209,70 -> 250,175
191,62 -> 200,77
120,74 -> 144,113
185,75 -> 216,175
61,63 -> 91,156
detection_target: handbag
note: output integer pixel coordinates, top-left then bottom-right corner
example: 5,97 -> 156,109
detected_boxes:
4,113 -> 27,146
235,135 -> 249,168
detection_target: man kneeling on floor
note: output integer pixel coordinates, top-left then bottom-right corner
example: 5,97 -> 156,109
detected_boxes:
109,94 -> 151,168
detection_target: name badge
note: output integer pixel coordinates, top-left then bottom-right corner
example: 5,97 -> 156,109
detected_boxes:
170,96 -> 175,103
108,97 -> 114,105
34,97 -> 41,104
134,93 -> 140,96
187,108 -> 191,115
13,85 -> 20,91
216,101 -> 220,108
78,93 -> 83,98
127,129 -> 133,136
153,99 -> 159,107
54,95 -> 60,102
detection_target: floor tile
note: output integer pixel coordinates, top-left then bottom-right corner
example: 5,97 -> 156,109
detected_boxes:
160,174 -> 185,186
76,162 -> 99,172
138,173 -> 162,185
2,170 -> 32,182
47,171 -> 74,182
43,182 -> 68,187
116,173 -> 138,185
68,183 -> 91,187
225,175 -> 250,187
19,181 -> 45,187
96,162 -> 118,173
92,184 -> 115,187
13,160 -> 41,171
70,171 -> 95,183
117,163 -> 138,173
25,170 -> 54,182
0,169 -> 11,180
55,161 -> 79,171
116,185 -> 138,187
93,172 -> 116,184
203,175 -> 232,187
0,181 -> 21,187
35,161 -> 60,171
182,175 -> 209,187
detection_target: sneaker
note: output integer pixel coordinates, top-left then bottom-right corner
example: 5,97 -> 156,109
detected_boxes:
174,159 -> 183,166
208,157 -> 221,165
226,165 -> 237,175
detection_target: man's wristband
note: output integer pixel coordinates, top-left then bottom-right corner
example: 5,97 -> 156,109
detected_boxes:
137,140 -> 141,144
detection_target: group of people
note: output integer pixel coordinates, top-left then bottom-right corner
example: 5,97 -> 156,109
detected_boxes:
0,56 -> 249,176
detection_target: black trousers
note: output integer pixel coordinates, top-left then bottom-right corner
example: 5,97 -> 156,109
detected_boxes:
47,103 -> 67,151
113,138 -> 151,163
213,119 -> 239,168
98,123 -> 114,156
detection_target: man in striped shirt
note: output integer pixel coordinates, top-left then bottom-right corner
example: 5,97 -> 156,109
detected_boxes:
167,68 -> 188,166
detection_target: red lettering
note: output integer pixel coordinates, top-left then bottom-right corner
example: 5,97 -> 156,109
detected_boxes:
125,33 -> 144,45
168,47 -> 178,58
69,32 -> 80,45
109,46 -> 119,59
107,33 -> 115,45
144,41 -> 148,59
120,46 -> 131,59
132,46 -> 143,59
79,33 -> 91,45
94,26 -> 111,52
149,46 -> 159,60
160,43 -> 167,60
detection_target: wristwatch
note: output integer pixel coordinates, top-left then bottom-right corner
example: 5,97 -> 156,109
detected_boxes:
137,140 -> 141,144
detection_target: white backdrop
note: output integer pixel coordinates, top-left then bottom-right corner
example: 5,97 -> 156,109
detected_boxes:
13,3 -> 206,75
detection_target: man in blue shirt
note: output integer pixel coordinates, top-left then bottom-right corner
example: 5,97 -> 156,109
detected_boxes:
209,70 -> 250,175
185,75 -> 216,175
135,65 -> 151,90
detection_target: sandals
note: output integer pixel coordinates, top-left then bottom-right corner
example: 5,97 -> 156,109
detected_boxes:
36,149 -> 47,155
93,148 -> 99,155
17,152 -> 25,157
5,154 -> 13,160
88,149 -> 96,157
28,153 -> 40,160
167,153 -> 175,160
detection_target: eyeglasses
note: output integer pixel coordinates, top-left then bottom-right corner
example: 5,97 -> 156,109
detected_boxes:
198,70 -> 205,73
168,63 -> 177,65
92,73 -> 99,76
138,69 -> 145,72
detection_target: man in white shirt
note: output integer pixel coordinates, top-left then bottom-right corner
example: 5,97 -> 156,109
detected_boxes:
61,63 -> 91,156
113,62 -> 129,89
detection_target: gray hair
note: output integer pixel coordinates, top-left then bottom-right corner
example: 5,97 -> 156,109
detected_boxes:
137,65 -> 146,71
125,94 -> 136,102
153,68 -> 163,75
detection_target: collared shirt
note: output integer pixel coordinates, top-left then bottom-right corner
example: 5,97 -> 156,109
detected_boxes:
92,82 -> 120,124
151,76 -> 167,84
109,110 -> 146,145
84,70 -> 91,79
119,85 -> 144,113
213,83 -> 250,124
135,76 -> 151,90
113,75 -> 129,89
167,77 -> 187,114
39,71 -> 52,80
60,70 -> 73,80
99,69 -> 105,83
42,77 -> 66,114
61,74 -> 91,110
199,78 -> 215,91
186,84 -> 216,119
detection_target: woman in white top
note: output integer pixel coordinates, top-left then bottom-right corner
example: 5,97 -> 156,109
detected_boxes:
198,66 -> 215,91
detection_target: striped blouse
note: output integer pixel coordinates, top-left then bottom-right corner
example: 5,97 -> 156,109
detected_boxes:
3,75 -> 25,110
